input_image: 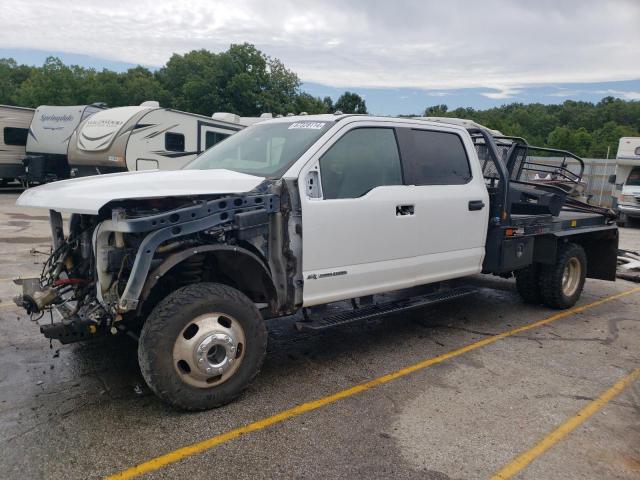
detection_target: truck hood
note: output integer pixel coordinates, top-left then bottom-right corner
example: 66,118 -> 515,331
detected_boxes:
16,169 -> 265,214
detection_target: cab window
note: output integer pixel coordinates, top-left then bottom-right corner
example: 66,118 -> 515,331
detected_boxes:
405,129 -> 472,185
319,128 -> 403,200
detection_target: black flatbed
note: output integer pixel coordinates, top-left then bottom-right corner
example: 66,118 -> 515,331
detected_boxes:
509,209 -> 614,236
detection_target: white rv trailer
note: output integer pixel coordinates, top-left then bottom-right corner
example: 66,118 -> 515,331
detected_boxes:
0,105 -> 35,184
612,137 -> 640,226
67,102 -> 250,176
24,103 -> 107,183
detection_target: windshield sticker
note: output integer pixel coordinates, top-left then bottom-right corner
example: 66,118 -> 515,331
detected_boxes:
288,122 -> 326,130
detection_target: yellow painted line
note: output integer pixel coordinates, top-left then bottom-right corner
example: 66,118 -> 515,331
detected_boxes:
491,366 -> 640,480
0,302 -> 17,310
105,286 -> 640,480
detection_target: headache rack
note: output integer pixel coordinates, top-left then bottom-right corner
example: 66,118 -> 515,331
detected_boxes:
472,134 -> 586,197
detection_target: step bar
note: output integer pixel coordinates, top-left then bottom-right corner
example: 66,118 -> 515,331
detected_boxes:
295,286 -> 477,332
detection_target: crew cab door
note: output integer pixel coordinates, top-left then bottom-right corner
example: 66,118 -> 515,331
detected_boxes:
299,122 -> 488,305
299,122 -> 489,307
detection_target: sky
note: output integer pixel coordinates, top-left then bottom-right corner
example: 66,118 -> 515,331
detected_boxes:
1,0 -> 639,114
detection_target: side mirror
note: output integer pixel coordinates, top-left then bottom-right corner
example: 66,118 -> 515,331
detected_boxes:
608,174 -> 616,184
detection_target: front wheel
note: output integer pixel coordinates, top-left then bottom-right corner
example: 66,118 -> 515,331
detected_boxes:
138,283 -> 267,411
538,243 -> 587,309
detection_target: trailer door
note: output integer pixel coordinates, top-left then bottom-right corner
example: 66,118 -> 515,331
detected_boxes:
198,122 -> 236,153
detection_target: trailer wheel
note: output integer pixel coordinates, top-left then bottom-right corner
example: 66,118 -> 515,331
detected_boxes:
515,264 -> 541,304
138,282 -> 267,411
538,243 -> 587,309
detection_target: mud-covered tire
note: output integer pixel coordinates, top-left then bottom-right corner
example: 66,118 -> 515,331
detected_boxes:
138,282 -> 267,411
515,264 -> 542,304
538,243 -> 587,309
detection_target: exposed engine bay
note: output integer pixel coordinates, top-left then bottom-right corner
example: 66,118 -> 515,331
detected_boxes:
14,189 -> 285,344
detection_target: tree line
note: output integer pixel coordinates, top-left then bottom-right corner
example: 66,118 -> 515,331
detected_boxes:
423,100 -> 640,158
0,43 -> 367,117
1,42 -> 638,158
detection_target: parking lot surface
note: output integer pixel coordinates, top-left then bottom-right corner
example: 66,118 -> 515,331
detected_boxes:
1,188 -> 639,480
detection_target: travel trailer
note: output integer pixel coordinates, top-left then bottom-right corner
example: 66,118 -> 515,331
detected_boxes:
0,105 -> 35,185
612,137 -> 640,226
66,102 -> 257,176
23,103 -> 107,183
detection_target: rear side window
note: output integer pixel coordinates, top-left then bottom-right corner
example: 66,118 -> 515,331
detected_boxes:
165,132 -> 185,152
4,127 -> 28,146
406,129 -> 471,185
320,128 -> 403,200
205,131 -> 230,149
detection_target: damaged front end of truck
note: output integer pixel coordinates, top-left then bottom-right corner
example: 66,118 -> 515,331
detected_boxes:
13,184 -> 302,344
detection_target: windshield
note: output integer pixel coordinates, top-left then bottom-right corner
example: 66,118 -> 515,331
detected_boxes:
185,120 -> 334,177
627,167 -> 640,186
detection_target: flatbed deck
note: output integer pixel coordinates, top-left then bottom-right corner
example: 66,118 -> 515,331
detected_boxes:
510,209 -> 614,234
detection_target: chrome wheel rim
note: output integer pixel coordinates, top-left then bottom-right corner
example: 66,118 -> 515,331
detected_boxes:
561,257 -> 581,297
172,313 -> 245,389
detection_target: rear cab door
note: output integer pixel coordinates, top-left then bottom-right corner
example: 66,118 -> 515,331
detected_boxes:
395,124 -> 489,279
298,119 -> 489,307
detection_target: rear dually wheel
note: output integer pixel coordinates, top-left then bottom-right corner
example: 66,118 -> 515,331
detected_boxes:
538,243 -> 587,309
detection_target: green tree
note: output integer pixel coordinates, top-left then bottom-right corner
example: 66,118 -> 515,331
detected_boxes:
424,104 -> 448,116
335,91 -> 367,114
322,96 -> 334,113
14,57 -> 84,106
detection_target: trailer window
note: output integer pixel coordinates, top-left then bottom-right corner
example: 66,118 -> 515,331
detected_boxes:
3,127 -> 28,146
628,167 -> 640,186
406,129 -> 471,185
319,128 -> 403,200
205,131 -> 229,149
165,132 -> 185,152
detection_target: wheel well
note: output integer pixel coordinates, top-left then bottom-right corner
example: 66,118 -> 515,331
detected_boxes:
139,246 -> 278,317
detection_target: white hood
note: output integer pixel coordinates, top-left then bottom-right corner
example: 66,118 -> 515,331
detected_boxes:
16,169 -> 265,214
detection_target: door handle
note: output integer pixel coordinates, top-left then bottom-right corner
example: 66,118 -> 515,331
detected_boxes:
396,205 -> 415,216
468,200 -> 485,211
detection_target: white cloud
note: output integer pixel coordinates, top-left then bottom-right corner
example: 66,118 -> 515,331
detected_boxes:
547,90 -> 580,97
481,87 -> 522,100
0,0 -> 639,90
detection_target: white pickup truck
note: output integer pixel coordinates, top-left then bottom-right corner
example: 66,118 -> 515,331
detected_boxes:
14,114 -> 619,410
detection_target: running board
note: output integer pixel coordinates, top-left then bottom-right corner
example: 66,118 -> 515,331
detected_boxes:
295,286 -> 477,332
